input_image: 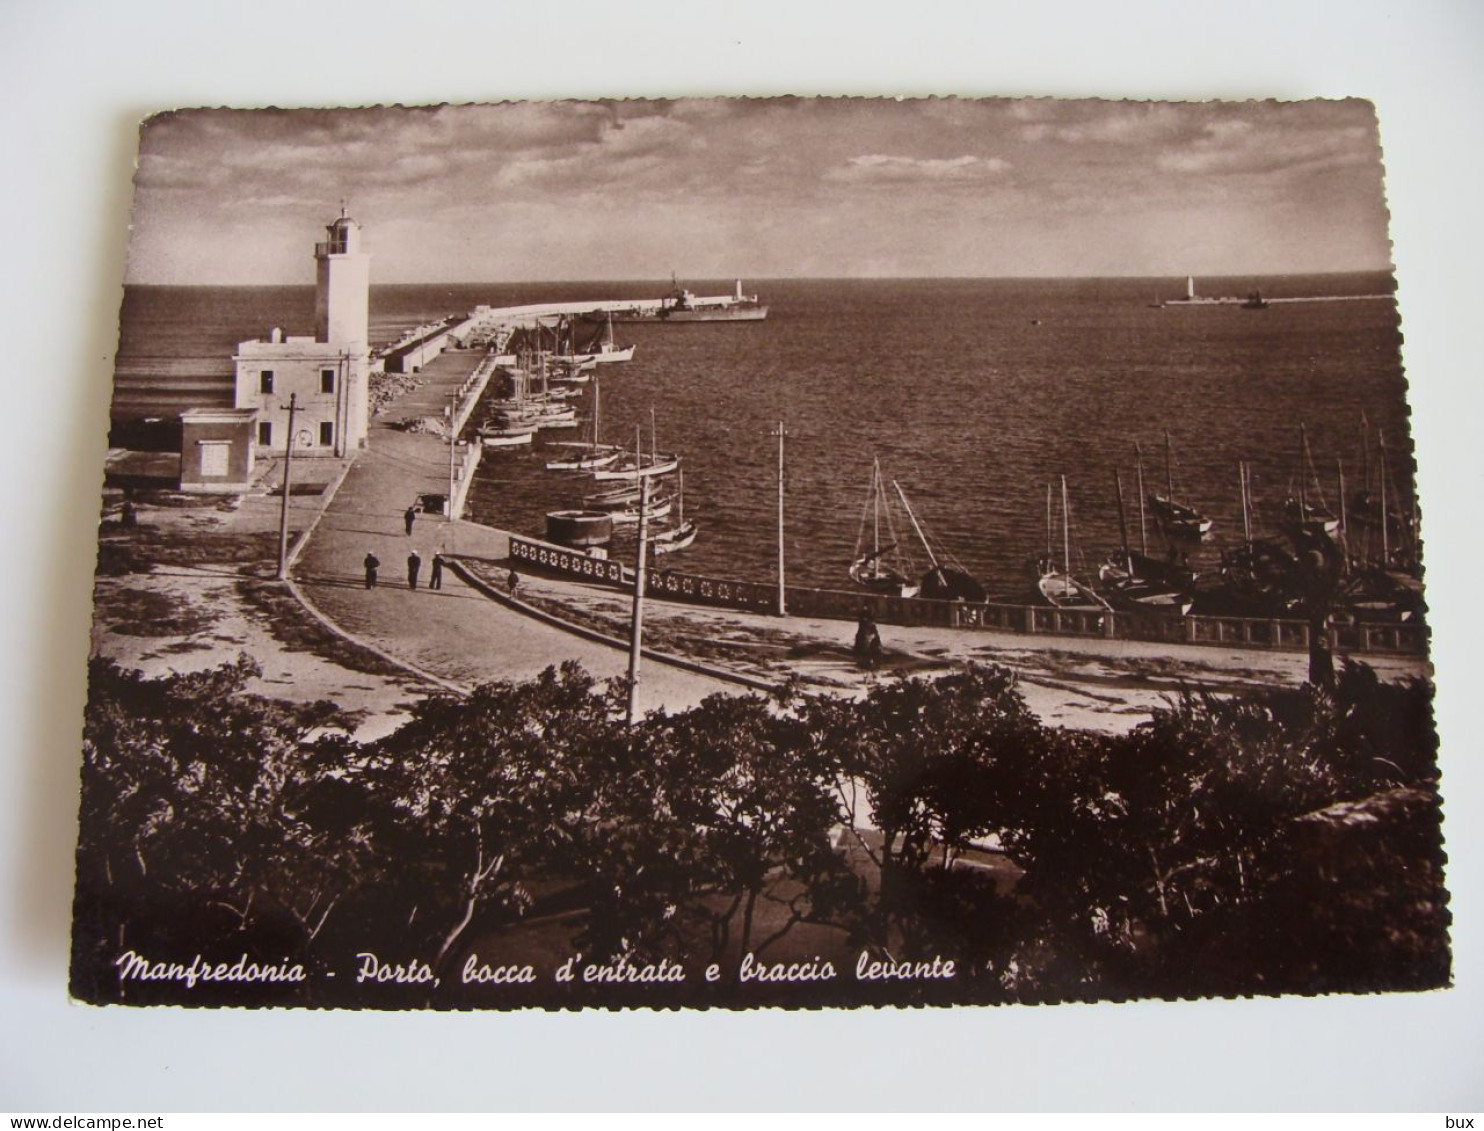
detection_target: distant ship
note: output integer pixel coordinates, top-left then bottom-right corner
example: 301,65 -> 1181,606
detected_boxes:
588,278 -> 769,324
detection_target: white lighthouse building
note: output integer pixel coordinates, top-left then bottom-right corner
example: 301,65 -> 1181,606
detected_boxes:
231,208 -> 373,458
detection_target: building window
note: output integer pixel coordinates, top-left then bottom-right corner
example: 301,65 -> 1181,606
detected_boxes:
259,370 -> 275,394
257,421 -> 272,447
321,368 -> 336,394
319,421 -> 334,447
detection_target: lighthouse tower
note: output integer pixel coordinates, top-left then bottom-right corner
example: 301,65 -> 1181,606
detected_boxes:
228,209 -> 375,464
315,207 -> 370,346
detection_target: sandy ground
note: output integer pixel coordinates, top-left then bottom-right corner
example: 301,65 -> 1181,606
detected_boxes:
90,486 -> 437,741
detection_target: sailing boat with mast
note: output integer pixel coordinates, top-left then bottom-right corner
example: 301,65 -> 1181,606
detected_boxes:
1218,459 -> 1305,614
597,427 -> 673,525
592,406 -> 680,480
848,457 -> 921,597
545,372 -> 624,470
895,480 -> 986,602
651,465 -> 698,554
1035,476 -> 1111,610
1148,430 -> 1213,538
1281,422 -> 1340,536
571,312 -> 635,364
1098,468 -> 1195,612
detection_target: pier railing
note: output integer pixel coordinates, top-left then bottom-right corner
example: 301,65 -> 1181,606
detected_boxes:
510,535 -> 625,586
506,534 -> 1427,658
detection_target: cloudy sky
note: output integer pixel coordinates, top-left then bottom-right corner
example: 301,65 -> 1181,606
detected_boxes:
126,98 -> 1392,284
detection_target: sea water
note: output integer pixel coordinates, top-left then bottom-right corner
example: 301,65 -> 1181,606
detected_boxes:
117,274 -> 1412,597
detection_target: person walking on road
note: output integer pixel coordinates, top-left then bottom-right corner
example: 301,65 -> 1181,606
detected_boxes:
853,607 -> 883,670
363,551 -> 380,590
404,504 -> 418,537
429,551 -> 444,591
408,549 -> 422,591
507,569 -> 520,596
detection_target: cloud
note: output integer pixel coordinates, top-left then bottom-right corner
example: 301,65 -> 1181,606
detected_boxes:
826,153 -> 1009,184
1019,104 -> 1184,145
122,99 -> 1391,283
1154,118 -> 1376,177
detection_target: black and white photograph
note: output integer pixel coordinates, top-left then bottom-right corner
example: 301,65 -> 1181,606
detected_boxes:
62,95 -> 1451,1012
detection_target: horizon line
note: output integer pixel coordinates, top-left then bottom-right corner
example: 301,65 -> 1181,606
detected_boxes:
126,267 -> 1398,288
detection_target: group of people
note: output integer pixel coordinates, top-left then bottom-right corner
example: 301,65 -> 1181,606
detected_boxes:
362,548 -> 444,591
362,502 -> 445,592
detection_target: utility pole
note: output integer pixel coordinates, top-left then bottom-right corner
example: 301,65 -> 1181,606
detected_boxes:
447,391 -> 458,521
626,463 -> 653,727
772,422 -> 787,616
276,393 -> 298,580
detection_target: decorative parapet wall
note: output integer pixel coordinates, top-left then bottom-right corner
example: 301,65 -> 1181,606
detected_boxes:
506,533 -> 1427,657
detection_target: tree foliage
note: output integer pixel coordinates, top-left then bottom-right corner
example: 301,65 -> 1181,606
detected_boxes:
72,653 -> 1448,1006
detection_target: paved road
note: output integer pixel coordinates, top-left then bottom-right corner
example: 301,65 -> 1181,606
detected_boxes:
292,349 -> 737,714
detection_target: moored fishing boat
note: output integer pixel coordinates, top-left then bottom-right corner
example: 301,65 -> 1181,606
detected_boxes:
603,494 -> 673,525
584,484 -> 642,508
593,452 -> 679,480
1098,469 -> 1195,613
592,411 -> 680,480
545,446 -> 621,470
848,456 -> 920,598
1280,423 -> 1341,537
1034,478 -> 1111,610
651,466 -> 697,554
545,372 -> 623,470
892,480 -> 985,601
479,423 -> 535,447
1148,431 -> 1213,539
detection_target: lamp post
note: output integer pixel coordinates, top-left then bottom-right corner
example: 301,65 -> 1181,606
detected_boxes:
626,447 -> 654,727
771,422 -> 787,616
447,391 -> 458,521
275,393 -> 297,580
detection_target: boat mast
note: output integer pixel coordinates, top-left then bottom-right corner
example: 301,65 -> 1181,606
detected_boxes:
1061,475 -> 1071,578
1337,458 -> 1348,539
1240,461 -> 1252,545
650,406 -> 657,464
1379,430 -> 1390,566
1114,468 -> 1133,579
872,457 -> 882,561
894,481 -> 938,569
1045,483 -> 1053,558
592,372 -> 601,452
1164,430 -> 1174,500
1360,410 -> 1371,494
773,423 -> 787,616
1298,423 -> 1308,516
1135,443 -> 1148,556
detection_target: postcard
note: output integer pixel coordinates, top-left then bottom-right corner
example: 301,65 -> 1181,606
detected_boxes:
70,97 -> 1446,1009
